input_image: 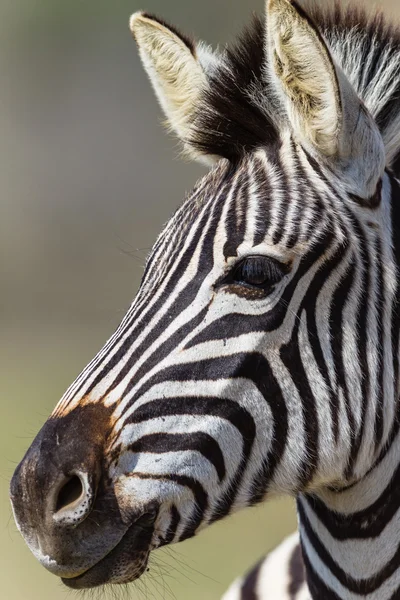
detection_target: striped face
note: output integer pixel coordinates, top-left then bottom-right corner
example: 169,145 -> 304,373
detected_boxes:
11,0 -> 397,591
56,140 -> 394,509
11,142 -> 394,588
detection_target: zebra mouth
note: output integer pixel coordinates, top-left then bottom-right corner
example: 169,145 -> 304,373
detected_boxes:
61,511 -> 157,589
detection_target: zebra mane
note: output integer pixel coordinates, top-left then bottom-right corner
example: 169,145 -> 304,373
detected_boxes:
190,1 -> 400,170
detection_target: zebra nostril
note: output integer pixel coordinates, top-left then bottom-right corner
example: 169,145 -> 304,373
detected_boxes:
55,475 -> 84,513
49,470 -> 98,527
52,471 -> 96,526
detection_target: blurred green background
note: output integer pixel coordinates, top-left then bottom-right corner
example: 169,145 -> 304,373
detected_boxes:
1,1 -> 398,598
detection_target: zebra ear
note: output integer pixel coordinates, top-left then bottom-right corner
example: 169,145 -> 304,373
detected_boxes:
130,13 -> 217,161
266,0 -> 385,199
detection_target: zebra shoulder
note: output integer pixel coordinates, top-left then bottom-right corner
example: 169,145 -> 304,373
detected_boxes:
221,532 -> 310,600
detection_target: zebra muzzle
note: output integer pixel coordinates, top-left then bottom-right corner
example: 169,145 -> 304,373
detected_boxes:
61,509 -> 158,588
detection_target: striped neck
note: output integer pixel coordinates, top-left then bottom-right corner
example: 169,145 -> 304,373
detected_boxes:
298,421 -> 400,599
297,176 -> 400,599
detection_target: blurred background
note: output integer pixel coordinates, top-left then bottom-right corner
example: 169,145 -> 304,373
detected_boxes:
1,1 -> 398,598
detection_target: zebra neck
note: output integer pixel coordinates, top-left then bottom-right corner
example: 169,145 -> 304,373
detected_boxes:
297,425 -> 400,599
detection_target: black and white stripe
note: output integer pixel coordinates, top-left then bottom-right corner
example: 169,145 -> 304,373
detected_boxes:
12,1 -> 400,597
53,138 -> 400,596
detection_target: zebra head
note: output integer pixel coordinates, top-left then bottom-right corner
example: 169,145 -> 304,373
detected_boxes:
10,0 -> 399,590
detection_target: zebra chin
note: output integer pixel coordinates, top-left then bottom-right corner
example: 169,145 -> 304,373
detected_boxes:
12,496 -> 159,589
61,511 -> 157,589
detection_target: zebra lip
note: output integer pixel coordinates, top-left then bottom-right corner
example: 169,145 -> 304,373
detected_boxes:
61,510 -> 157,589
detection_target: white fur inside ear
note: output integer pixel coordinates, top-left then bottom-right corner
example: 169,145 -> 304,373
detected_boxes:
266,0 -> 385,198
267,0 -> 341,156
130,13 -> 207,148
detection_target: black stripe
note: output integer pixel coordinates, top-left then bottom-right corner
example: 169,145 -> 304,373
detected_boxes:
159,504 -> 180,547
286,138 -> 306,249
271,150 -> 290,246
301,545 -> 341,600
288,543 -> 306,599
328,256 -> 356,449
123,394 -> 255,519
298,496 -> 400,594
223,168 -> 250,258
252,157 -> 272,247
344,216 -> 371,479
302,242 -> 354,447
303,460 -> 400,540
240,556 -> 264,600
280,316 -> 319,488
125,472 -> 208,540
374,235 -> 386,450
127,432 -> 226,482
390,177 -> 400,403
327,419 -> 400,494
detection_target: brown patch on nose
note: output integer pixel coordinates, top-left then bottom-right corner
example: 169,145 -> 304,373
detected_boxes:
52,390 -> 119,419
45,401 -> 115,475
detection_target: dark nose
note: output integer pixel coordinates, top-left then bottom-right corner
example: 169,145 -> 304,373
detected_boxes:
10,412 -> 102,532
9,404 -> 132,580
9,404 -> 114,575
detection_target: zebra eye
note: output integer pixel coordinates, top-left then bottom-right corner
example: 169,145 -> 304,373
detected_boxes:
231,256 -> 286,289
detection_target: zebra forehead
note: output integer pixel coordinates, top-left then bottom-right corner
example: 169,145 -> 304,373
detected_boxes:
143,144 -> 332,270
155,153 -> 274,228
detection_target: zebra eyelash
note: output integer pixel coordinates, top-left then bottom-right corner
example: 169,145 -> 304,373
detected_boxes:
217,255 -> 289,297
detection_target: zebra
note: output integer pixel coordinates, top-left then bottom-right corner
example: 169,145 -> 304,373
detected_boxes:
9,0 -> 400,598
